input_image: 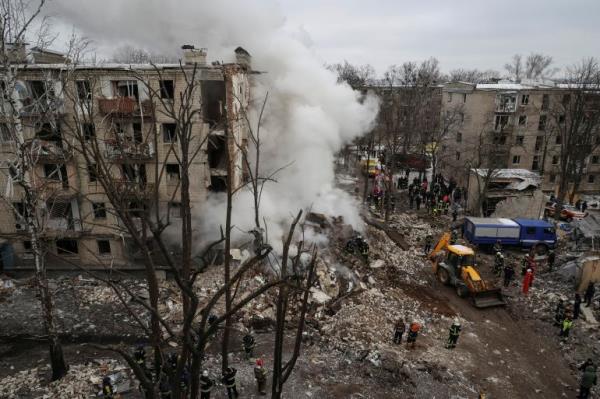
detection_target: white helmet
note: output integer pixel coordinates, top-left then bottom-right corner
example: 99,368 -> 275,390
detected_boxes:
453,318 -> 461,326
202,370 -> 208,377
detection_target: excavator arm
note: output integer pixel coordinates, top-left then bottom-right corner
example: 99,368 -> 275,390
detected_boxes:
428,232 -> 451,260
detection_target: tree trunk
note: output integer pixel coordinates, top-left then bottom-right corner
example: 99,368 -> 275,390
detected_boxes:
32,231 -> 68,381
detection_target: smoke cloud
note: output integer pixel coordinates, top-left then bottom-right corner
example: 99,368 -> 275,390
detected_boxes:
47,0 -> 378,250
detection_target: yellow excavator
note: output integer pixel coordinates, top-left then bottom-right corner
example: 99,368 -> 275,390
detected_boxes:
428,232 -> 506,308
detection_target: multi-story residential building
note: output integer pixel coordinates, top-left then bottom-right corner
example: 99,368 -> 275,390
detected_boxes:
439,81 -> 600,196
0,45 -> 252,272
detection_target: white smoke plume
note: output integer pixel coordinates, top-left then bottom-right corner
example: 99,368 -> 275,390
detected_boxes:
47,0 -> 379,250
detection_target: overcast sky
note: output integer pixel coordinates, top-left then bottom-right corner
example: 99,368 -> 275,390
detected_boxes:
43,0 -> 599,77
278,0 -> 600,75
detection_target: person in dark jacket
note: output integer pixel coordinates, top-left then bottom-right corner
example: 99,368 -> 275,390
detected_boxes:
503,263 -> 515,287
200,370 -> 214,399
446,318 -> 461,349
585,283 -> 596,307
547,251 -> 556,272
243,333 -> 256,360
423,235 -> 433,254
579,365 -> 597,399
554,299 -> 565,326
102,376 -> 114,399
393,318 -> 405,344
574,293 -> 583,319
579,358 -> 596,372
222,367 -> 239,399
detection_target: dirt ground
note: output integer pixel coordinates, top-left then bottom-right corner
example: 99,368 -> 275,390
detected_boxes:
0,170 -> 594,398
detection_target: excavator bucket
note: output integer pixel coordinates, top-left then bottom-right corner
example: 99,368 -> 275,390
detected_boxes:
471,288 -> 506,308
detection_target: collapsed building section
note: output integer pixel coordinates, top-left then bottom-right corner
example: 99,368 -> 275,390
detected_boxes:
0,45 -> 252,271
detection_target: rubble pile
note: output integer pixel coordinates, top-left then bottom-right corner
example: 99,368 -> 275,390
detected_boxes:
388,213 -> 436,247
0,359 -> 129,399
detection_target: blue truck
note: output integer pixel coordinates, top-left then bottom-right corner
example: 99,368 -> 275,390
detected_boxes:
463,217 -> 557,252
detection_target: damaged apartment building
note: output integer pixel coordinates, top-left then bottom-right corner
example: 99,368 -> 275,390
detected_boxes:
439,81 -> 600,197
0,45 -> 252,272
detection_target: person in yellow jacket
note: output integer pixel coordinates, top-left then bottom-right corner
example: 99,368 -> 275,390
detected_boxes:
559,314 -> 573,339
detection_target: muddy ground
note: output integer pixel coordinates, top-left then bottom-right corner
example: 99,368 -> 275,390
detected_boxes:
0,171 -> 596,398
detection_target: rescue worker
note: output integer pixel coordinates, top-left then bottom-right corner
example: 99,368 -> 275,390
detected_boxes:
415,193 -> 421,210
584,283 -> 595,307
503,263 -> 515,287
493,240 -> 502,254
221,367 -> 239,399
180,365 -> 190,394
159,372 -> 171,399
547,250 -> 556,272
167,352 -> 178,373
134,344 -> 146,371
254,358 -> 268,395
574,293 -> 583,319
446,318 -> 461,349
102,376 -> 114,399
494,252 -> 504,277
522,268 -> 533,295
554,299 -> 565,326
393,318 -> 405,344
423,235 -> 433,254
579,365 -> 597,399
242,333 -> 256,361
452,207 -> 458,222
450,229 -> 458,245
559,314 -> 573,339
579,358 -> 596,372
200,370 -> 214,399
406,321 -> 421,349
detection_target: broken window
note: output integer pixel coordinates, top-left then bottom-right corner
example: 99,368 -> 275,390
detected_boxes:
592,155 -> 599,164
494,115 -> 509,131
201,80 -> 225,127
48,200 -> 71,219
132,123 -> 143,143
97,240 -> 111,255
532,155 -> 540,171
588,175 -> 596,184
535,136 -> 543,152
0,123 -> 12,142
160,80 -> 174,99
542,94 -> 549,110
562,94 -> 571,105
558,114 -> 566,124
538,115 -> 547,131
76,80 -> 92,101
521,94 -> 529,105
552,155 -> 559,164
207,135 -> 226,168
162,123 -> 177,143
88,164 -> 98,183
23,240 -> 32,251
168,202 -> 182,218
43,164 -> 68,187
166,164 -> 180,183
492,134 -> 507,145
512,155 -> 520,164
92,202 -> 106,219
113,80 -> 139,99
36,123 -> 62,146
515,136 -> 524,145
83,123 -> 95,141
456,132 -> 462,143
447,93 -> 453,102
209,176 -> 227,192
518,115 -> 527,126
496,94 -> 516,112
121,164 -> 147,183
126,201 -> 147,218
56,239 -> 78,255
28,80 -> 52,100
555,135 -> 562,145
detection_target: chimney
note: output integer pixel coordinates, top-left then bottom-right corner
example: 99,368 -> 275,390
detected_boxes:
181,45 -> 207,66
234,46 -> 251,68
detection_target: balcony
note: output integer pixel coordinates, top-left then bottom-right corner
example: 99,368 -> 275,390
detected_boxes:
105,140 -> 155,161
28,139 -> 73,162
98,97 -> 154,117
112,179 -> 155,197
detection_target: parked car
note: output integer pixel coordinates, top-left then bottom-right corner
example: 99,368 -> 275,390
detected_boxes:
544,202 -> 587,221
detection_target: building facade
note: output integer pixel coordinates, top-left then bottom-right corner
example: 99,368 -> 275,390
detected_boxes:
0,46 -> 252,271
439,81 -> 600,196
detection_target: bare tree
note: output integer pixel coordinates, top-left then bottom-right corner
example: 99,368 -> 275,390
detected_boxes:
0,0 -> 70,381
327,60 -> 375,89
551,58 -> 600,204
505,53 -> 557,81
446,68 -> 500,84
111,45 -> 179,64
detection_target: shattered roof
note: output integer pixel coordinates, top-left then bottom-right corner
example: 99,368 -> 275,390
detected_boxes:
471,168 -> 541,190
574,213 -> 600,238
